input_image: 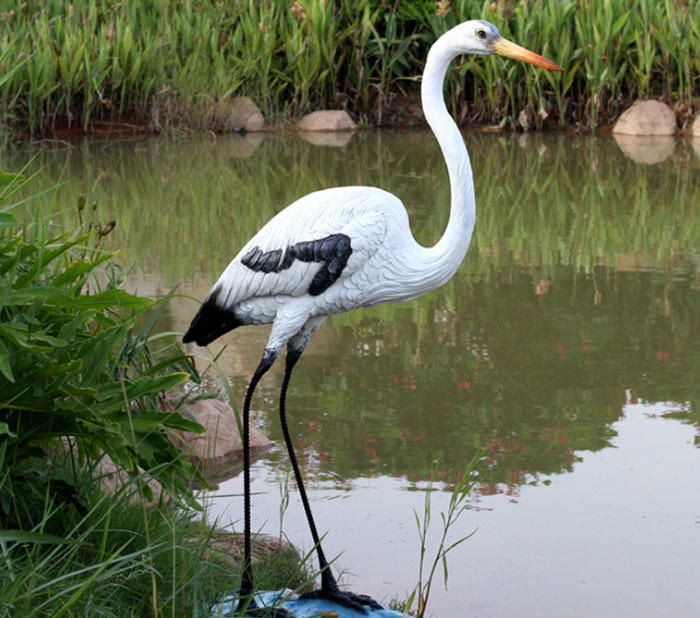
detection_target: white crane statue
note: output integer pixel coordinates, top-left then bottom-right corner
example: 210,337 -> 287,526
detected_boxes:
184,19 -> 562,617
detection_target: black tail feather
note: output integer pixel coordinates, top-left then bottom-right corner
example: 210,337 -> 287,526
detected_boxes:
183,289 -> 241,346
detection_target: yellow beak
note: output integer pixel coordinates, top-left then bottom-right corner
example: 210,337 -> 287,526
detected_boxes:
490,37 -> 563,72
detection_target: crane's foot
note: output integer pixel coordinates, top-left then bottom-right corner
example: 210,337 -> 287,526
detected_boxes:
300,587 -> 383,614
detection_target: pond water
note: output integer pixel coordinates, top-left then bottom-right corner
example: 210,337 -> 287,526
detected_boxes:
3,130 -> 700,617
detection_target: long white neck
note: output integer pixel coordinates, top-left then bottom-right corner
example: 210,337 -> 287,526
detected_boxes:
414,34 -> 476,289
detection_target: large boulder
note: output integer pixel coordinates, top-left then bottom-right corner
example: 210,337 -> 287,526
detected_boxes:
296,110 -> 357,132
692,112 -> 700,137
612,100 -> 676,136
215,96 -> 264,132
174,398 -> 271,480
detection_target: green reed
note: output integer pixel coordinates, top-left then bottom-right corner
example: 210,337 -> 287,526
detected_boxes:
1,0 -> 697,133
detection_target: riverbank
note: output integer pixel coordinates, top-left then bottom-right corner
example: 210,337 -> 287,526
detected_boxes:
2,0 -> 698,137
0,166 -> 309,614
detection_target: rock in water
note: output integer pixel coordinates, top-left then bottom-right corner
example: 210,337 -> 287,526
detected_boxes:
296,110 -> 357,131
174,398 -> 271,479
612,100 -> 676,136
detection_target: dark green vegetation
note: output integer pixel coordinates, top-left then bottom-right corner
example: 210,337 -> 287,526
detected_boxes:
0,170 -> 306,615
0,168 -> 202,521
0,453 -> 304,617
1,0 -> 698,135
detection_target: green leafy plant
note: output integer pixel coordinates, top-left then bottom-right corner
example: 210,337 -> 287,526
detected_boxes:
0,451 -> 309,617
1,0 -> 698,133
404,456 -> 480,618
0,168 -> 204,534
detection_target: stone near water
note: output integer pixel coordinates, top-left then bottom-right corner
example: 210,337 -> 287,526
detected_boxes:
612,100 -> 676,136
217,96 -> 265,132
200,531 -> 296,569
296,110 -> 357,131
174,398 -> 271,479
692,112 -> 700,138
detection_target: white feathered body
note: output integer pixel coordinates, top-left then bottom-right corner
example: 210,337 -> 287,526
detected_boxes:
201,185 -> 470,352
183,21 -> 497,356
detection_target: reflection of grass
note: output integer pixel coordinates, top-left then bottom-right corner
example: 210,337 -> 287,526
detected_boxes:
3,132 -> 698,284
3,134 -> 698,488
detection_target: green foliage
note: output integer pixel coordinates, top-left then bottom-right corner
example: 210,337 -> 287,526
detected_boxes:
0,169 -> 205,533
0,168 -> 312,615
0,455 -> 307,617
404,456 -> 479,618
0,1 -> 697,133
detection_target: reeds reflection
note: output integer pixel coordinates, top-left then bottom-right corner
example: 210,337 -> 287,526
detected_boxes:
3,132 -> 699,493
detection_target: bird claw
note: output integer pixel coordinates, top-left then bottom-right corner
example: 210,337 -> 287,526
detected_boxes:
299,588 -> 383,614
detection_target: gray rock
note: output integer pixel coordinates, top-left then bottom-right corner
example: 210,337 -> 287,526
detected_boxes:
174,398 -> 271,480
200,531 -> 297,568
296,110 -> 357,132
218,96 -> 264,132
692,113 -> 700,137
612,100 -> 676,136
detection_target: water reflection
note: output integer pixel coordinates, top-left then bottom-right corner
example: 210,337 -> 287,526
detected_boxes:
2,132 -> 699,616
613,133 -> 676,164
3,132 -> 699,485
224,264 -> 699,495
4,131 -> 700,282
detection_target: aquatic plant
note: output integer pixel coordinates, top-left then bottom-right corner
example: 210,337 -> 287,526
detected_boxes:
404,457 -> 479,618
0,167 -> 311,615
0,0 -> 698,133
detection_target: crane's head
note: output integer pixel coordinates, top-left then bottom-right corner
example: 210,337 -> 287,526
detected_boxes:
447,20 -> 562,71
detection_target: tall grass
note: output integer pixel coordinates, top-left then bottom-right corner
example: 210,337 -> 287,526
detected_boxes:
0,0 -> 697,134
0,452 -> 307,617
0,165 -> 310,615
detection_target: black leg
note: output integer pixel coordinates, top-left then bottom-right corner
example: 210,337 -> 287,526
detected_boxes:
279,349 -> 383,614
237,350 -> 290,618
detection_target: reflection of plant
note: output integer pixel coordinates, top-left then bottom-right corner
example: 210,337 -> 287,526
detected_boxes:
5,133 -> 699,493
405,457 -> 479,618
4,133 -> 697,285
0,168 -> 204,536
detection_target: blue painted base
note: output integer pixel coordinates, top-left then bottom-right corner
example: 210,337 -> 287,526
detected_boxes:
210,590 -> 409,617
